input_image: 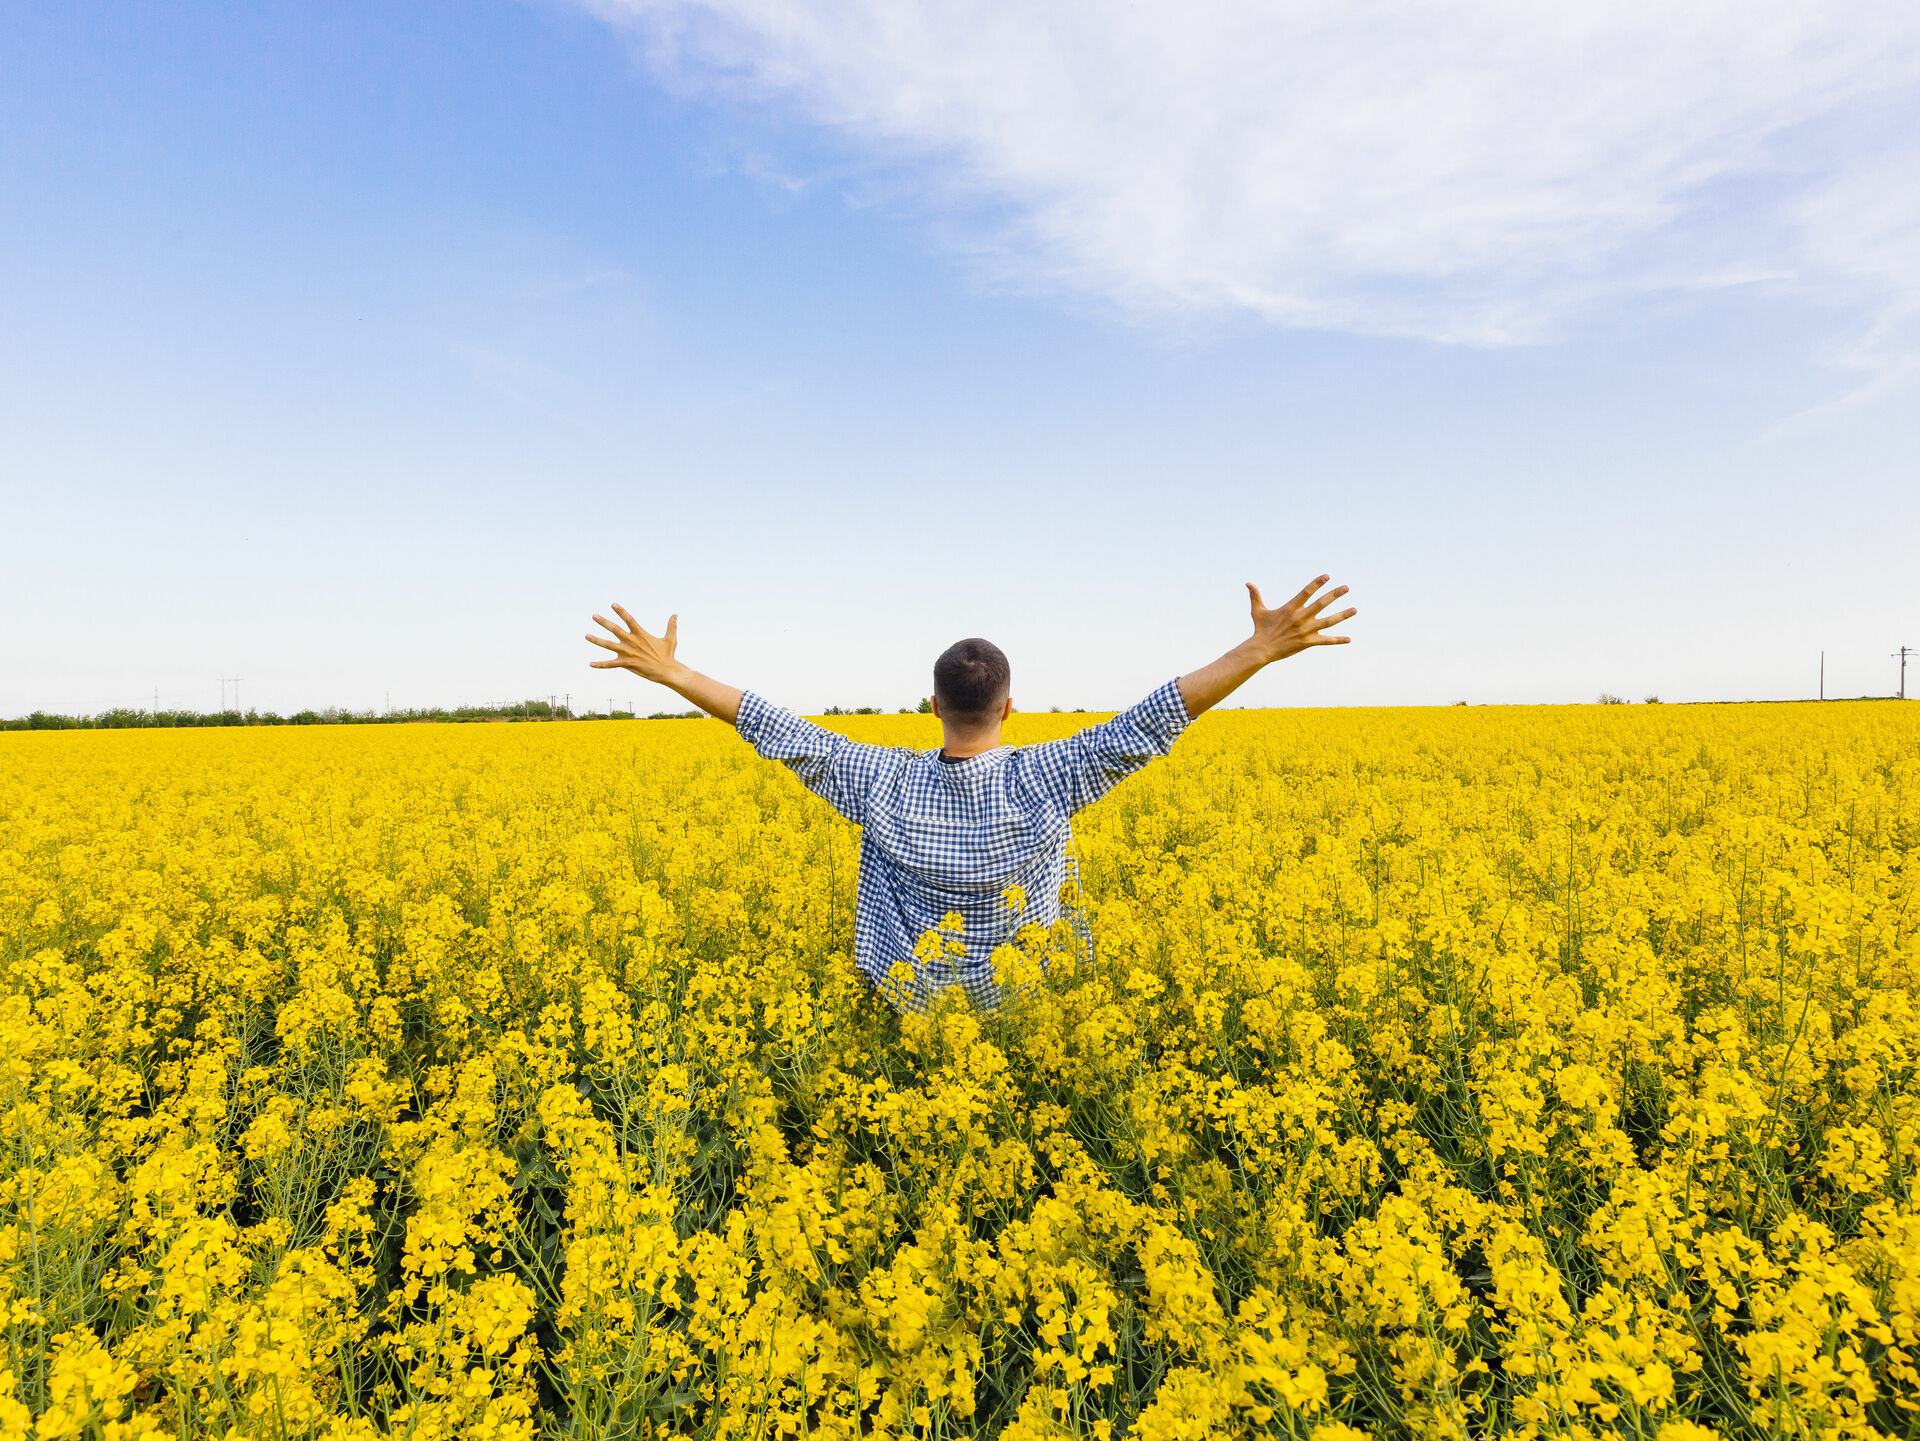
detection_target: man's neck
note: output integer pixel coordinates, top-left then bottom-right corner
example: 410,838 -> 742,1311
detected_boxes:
939,731 -> 1001,760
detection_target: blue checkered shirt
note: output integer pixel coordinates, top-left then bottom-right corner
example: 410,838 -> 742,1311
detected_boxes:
734,680 -> 1192,1011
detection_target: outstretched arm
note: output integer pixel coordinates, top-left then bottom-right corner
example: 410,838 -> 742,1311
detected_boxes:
1021,574 -> 1356,816
588,603 -> 895,823
586,604 -> 743,724
1177,575 -> 1355,716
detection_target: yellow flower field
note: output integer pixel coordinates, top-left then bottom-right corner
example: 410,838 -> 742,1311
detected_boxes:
3,702 -> 1917,1440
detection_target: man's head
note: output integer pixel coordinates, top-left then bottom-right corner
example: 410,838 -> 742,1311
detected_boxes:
932,637 -> 1011,751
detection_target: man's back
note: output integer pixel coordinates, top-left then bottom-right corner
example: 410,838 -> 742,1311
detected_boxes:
736,681 -> 1192,1008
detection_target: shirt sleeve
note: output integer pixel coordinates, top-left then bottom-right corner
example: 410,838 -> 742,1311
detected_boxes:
1017,678 -> 1192,817
734,691 -> 895,825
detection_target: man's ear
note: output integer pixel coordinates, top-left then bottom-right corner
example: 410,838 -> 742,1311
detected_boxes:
1001,696 -> 1013,720
930,696 -> 942,720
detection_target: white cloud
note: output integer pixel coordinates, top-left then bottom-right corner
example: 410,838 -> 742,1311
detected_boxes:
579,0 -> 1920,347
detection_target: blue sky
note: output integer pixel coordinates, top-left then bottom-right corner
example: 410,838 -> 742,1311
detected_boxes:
4,0 -> 1917,716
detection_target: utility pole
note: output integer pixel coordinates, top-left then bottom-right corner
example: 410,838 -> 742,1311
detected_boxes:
563,691 -> 570,719
219,677 -> 243,713
1820,651 -> 1824,701
1897,646 -> 1915,701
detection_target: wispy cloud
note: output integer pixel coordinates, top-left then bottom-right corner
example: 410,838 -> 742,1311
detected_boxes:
1786,136 -> 1920,411
577,0 -> 1920,352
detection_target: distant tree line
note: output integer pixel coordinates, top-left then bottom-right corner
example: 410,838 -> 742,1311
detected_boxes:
0,700 -> 691,731
2,694 -> 1153,731
822,698 -> 939,716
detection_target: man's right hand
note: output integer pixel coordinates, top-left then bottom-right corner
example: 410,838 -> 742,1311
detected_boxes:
586,605 -> 745,724
587,604 -> 682,683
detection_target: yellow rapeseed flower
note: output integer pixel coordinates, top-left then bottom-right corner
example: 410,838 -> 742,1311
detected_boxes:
1,700 -> 1916,1435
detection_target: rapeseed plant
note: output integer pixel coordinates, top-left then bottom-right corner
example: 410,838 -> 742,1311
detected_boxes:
1,702 -> 1916,1437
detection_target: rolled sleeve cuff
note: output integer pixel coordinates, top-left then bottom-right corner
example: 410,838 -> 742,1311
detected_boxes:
735,690 -> 780,746
1136,678 -> 1192,742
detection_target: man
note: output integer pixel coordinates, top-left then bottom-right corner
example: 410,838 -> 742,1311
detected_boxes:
587,576 -> 1355,1011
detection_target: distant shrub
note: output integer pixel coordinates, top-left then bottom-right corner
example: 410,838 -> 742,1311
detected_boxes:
1598,693 -> 1628,705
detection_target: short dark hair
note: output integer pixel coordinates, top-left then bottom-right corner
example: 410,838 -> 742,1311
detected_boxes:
933,638 -> 1010,723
